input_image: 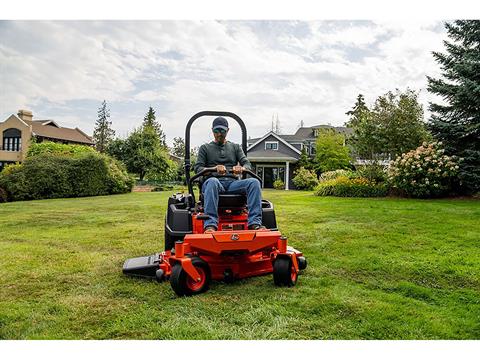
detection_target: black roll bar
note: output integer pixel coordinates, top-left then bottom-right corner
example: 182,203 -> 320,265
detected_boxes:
184,111 -> 248,203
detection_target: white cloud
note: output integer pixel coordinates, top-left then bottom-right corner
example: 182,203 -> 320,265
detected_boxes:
0,20 -> 448,146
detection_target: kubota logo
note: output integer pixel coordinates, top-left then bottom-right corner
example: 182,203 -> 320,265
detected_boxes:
231,234 -> 239,241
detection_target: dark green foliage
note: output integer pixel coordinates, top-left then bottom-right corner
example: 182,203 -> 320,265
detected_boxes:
297,148 -> 315,171
171,137 -> 185,158
0,187 -> 7,202
427,20 -> 480,194
355,164 -> 387,183
27,141 -> 95,158
108,126 -> 174,182
93,100 -> 115,153
0,153 -> 133,201
143,107 -> 166,146
292,166 -> 319,190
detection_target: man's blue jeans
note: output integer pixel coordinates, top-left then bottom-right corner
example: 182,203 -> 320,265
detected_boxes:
202,177 -> 262,229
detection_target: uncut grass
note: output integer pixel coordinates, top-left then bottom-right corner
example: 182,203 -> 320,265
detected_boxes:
0,191 -> 479,339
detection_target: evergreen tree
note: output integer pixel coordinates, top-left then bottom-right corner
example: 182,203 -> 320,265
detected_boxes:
93,100 -> 115,153
345,94 -> 369,128
142,106 -> 167,147
171,137 -> 186,158
427,20 -> 480,193
297,147 -> 314,171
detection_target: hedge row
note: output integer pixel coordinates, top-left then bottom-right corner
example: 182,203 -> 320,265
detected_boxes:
0,153 -> 134,202
314,176 -> 388,197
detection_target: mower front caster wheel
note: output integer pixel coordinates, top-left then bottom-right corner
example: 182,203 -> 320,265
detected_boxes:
273,257 -> 297,287
170,257 -> 211,296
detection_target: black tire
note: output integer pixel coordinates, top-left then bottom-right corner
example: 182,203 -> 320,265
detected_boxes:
297,256 -> 307,270
170,257 -> 211,296
273,257 -> 297,287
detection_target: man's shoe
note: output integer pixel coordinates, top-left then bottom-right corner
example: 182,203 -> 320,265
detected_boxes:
248,224 -> 266,230
204,226 -> 217,233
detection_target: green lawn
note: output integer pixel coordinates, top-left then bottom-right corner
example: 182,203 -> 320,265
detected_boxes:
0,190 -> 479,339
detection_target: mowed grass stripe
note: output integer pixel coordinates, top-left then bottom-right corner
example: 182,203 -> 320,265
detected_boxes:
0,191 -> 479,339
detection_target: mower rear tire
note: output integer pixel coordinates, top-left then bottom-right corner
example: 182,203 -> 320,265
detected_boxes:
170,257 -> 211,296
273,257 -> 297,287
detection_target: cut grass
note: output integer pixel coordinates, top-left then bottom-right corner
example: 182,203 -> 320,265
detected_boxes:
0,191 -> 479,339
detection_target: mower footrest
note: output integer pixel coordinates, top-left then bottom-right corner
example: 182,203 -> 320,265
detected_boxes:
123,253 -> 161,279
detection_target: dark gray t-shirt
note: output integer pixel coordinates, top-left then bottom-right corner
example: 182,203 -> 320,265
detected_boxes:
194,141 -> 252,174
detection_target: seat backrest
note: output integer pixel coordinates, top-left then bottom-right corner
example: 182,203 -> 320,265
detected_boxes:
218,194 -> 247,208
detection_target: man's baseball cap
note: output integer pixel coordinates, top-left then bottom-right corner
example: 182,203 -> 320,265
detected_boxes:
212,117 -> 229,131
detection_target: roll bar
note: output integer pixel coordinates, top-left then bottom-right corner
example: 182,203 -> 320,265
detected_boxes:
184,111 -> 248,200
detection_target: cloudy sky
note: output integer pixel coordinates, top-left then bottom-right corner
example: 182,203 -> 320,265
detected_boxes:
0,20 -> 448,146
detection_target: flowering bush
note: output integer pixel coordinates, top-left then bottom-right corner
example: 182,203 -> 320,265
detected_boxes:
315,176 -> 387,197
319,169 -> 355,182
388,142 -> 460,198
273,179 -> 285,190
293,167 -> 319,190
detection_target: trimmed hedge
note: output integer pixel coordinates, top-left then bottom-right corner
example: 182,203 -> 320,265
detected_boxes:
27,141 -> 95,158
315,176 -> 387,197
0,153 -> 134,201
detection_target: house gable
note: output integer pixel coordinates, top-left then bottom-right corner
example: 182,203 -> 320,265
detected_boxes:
247,132 -> 301,155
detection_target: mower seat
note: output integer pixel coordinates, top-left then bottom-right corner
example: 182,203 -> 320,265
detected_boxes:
218,194 -> 247,208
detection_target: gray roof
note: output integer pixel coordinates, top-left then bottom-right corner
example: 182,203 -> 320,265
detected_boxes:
248,125 -> 352,145
247,148 -> 300,162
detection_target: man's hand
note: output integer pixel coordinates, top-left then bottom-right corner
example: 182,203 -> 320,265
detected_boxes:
233,165 -> 244,175
216,164 -> 227,174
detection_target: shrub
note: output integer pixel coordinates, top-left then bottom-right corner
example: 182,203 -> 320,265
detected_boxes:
387,142 -> 460,198
0,187 -> 7,203
293,167 -> 319,190
319,169 -> 355,182
273,179 -> 285,190
27,141 -> 95,158
355,164 -> 387,183
0,152 -> 134,202
315,176 -> 387,197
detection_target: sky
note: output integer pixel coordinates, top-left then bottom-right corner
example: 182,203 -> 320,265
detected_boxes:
0,20 -> 448,147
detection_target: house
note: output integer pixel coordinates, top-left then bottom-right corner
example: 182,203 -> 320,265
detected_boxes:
246,125 -> 352,189
0,110 -> 94,171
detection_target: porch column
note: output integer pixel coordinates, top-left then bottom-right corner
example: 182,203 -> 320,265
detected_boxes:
285,161 -> 289,190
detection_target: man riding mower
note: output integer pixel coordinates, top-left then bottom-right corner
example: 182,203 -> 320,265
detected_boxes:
123,111 -> 307,296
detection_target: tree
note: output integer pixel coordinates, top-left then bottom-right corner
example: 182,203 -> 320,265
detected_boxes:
314,129 -> 351,173
125,126 -> 172,181
143,106 -> 167,147
345,94 -> 369,128
427,20 -> 480,193
297,147 -> 314,171
93,100 -> 115,153
107,128 -> 173,182
346,90 -> 429,160
171,137 -> 186,158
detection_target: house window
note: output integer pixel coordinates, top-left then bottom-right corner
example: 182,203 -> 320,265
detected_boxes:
2,128 -> 22,151
265,141 -> 278,150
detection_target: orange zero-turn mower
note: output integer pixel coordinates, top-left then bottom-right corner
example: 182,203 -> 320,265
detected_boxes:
122,111 -> 307,296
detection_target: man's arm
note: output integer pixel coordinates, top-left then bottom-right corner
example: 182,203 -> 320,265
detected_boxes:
194,145 -> 207,174
236,144 -> 252,170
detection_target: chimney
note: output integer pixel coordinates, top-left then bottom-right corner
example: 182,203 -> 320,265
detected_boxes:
18,109 -> 33,122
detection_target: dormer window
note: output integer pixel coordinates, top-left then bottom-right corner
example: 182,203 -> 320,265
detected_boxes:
265,141 -> 278,150
313,129 -> 319,137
